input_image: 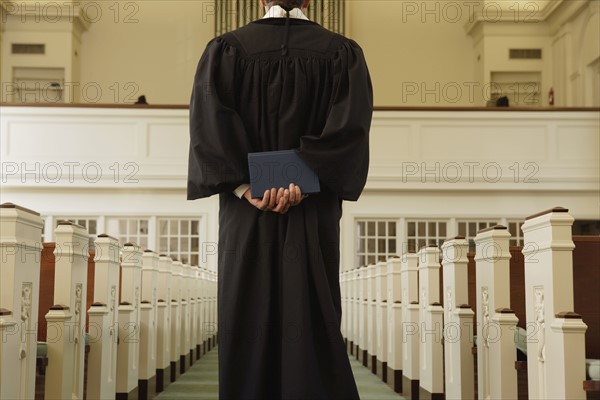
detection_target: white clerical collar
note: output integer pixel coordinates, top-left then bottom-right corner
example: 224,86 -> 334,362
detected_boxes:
262,5 -> 309,20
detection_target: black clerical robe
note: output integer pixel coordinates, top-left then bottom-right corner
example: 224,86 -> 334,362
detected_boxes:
187,17 -> 373,400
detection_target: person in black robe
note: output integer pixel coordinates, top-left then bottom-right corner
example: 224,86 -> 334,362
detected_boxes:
187,0 -> 373,398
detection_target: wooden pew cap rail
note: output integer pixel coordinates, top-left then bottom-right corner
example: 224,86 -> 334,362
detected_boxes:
0,308 -> 12,316
478,225 -> 507,233
56,219 -> 85,229
526,207 -> 569,220
97,233 -> 118,240
49,304 -> 70,310
496,308 -> 515,314
0,202 -> 40,216
555,311 -> 582,319
583,380 -> 600,392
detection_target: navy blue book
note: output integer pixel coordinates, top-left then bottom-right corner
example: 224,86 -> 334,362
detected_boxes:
248,149 -> 321,199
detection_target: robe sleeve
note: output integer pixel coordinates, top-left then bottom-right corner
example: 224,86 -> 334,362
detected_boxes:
187,37 -> 252,200
297,39 -> 373,201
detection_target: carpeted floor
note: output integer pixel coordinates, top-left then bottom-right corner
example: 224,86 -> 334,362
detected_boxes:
154,346 -> 405,399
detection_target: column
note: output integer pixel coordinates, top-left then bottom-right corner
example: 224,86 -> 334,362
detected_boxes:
385,257 -> 401,391
359,265 -> 369,365
549,312 -> 588,399
491,308 -> 520,399
353,267 -> 361,357
0,309 -> 20,399
179,263 -> 190,373
194,266 -> 202,358
196,266 -> 204,356
376,260 -> 389,382
474,225 -> 516,400
348,268 -> 356,354
87,234 -> 120,400
418,245 -> 444,399
401,253 -> 419,399
213,271 -> 218,345
367,263 -> 377,373
441,237 -> 474,399
522,207 -> 587,399
170,260 -> 182,382
116,243 -> 142,399
189,265 -> 197,362
45,305 -> 74,400
452,305 -> 476,400
139,250 -> 159,399
0,203 -> 43,400
45,220 -> 89,400
199,266 -> 207,355
156,255 -> 172,391
340,271 -> 347,342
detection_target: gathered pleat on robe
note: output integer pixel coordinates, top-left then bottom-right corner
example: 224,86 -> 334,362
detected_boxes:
187,17 -> 373,400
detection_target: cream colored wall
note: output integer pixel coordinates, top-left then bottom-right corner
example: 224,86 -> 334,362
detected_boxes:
79,1 -> 214,104
76,0 -> 480,106
74,0 -> 598,106
549,0 -> 599,106
1,0 -> 598,106
346,1 -> 475,106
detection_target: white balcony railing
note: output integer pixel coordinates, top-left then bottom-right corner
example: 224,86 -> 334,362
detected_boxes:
0,105 -> 598,192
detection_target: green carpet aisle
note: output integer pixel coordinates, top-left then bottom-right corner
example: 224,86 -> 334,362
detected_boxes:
153,346 -> 405,399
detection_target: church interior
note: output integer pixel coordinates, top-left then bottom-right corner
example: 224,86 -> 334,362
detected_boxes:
1,0 -> 599,399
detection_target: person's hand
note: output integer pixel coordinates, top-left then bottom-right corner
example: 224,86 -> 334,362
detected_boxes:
287,183 -> 306,207
272,184 -> 306,214
243,184 -> 306,214
244,188 -> 290,213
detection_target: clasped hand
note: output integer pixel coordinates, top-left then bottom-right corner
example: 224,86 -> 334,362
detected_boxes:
243,183 -> 305,214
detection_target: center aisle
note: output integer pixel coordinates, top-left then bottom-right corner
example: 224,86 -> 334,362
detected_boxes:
153,346 -> 405,399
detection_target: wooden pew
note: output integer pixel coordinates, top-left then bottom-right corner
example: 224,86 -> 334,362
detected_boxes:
2,204 -> 216,400
342,212 -> 599,400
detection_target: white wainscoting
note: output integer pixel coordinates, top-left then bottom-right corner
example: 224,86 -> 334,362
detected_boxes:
367,110 -> 599,191
1,106 -> 598,191
1,107 -> 190,188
